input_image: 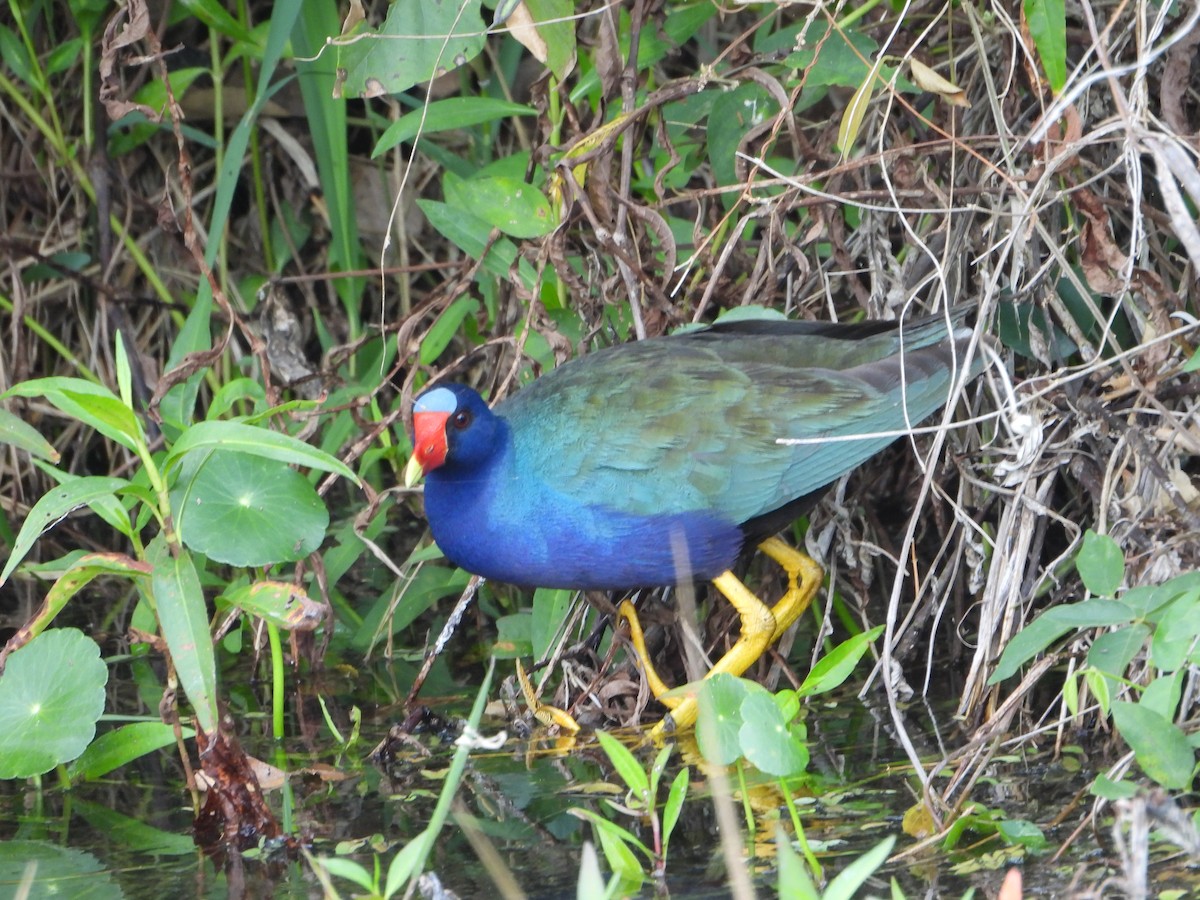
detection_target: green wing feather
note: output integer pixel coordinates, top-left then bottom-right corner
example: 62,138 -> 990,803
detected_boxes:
498,316 -> 976,525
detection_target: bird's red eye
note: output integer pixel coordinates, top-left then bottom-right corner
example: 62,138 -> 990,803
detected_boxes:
451,409 -> 472,430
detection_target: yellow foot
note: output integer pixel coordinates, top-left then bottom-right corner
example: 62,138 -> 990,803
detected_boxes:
618,537 -> 825,739
516,659 -> 581,734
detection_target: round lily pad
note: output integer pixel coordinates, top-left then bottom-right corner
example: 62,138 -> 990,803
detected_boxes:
175,449 -> 329,566
0,628 -> 108,778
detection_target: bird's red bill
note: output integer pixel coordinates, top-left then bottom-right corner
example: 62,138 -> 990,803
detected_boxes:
412,410 -> 450,471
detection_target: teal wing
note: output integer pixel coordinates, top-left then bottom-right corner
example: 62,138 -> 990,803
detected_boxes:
499,318 -> 976,525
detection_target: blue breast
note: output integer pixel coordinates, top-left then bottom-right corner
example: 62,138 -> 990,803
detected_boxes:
421,436 -> 744,589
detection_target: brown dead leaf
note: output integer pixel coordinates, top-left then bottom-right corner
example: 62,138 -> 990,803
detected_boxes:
1075,188 -> 1128,295
507,2 -> 548,64
98,0 -> 160,123
910,59 -> 970,108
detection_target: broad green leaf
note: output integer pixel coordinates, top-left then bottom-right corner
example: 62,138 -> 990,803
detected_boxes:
13,553 -> 150,644
996,818 -> 1048,851
707,82 -> 775,198
596,730 -> 649,801
375,97 -> 536,155
0,842 -> 121,899
1087,624 -> 1149,681
1024,0 -> 1067,93
68,721 -> 194,781
797,626 -> 883,697
739,688 -> 808,776
73,799 -> 196,855
570,809 -> 649,880
1077,530 -> 1124,596
493,612 -> 533,658
1111,700 -> 1195,790
221,582 -> 325,631
5,379 -> 142,451
164,419 -> 358,482
1084,667 -> 1111,717
1090,773 -> 1139,799
176,0 -> 257,43
172,450 -> 329,566
149,539 -> 218,733
696,672 -> 749,765
776,824 -> 820,898
521,0 -> 577,80
530,587 -> 573,663
1,476 -> 128,585
445,174 -> 556,239
333,0 -> 487,99
0,407 -> 58,461
1150,588 -> 1200,671
0,628 -> 108,778
1141,671 -> 1182,722
989,599 -> 1136,682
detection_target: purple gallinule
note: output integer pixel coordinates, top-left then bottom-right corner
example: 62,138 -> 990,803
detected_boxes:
404,311 -> 981,733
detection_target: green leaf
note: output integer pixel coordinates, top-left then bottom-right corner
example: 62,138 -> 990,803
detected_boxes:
0,629 -> 108,778
172,450 -> 329,566
333,0 -> 487,99
5,378 -> 143,452
823,836 -> 896,900
1090,773 -> 1139,799
149,539 -> 218,734
707,83 -> 775,199
0,842 -> 121,898
16,553 -> 150,645
530,587 -> 573,663
1077,530 -> 1124,596
1024,0 -> 1067,93
221,582 -> 325,632
696,672 -> 749,765
1087,624 -> 1149,681
176,0 -> 257,43
739,687 -> 808,776
797,626 -> 883,697
73,799 -> 196,855
1140,671 -> 1182,722
596,730 -> 649,801
776,825 -> 820,898
492,612 -> 533,658
1150,587 -> 1200,671
0,407 -> 59,461
165,420 -> 358,482
1,476 -> 129,586
67,721 -> 194,781
996,818 -> 1048,851
445,175 -> 556,239
521,0 -> 577,80
661,767 -> 689,857
571,809 -> 649,882
1111,700 -> 1195,790
374,97 -> 536,156
420,296 -> 480,366
837,55 -> 886,159
1181,346 -> 1200,373
989,598 -> 1136,682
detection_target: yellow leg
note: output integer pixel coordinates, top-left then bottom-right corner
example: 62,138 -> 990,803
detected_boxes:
516,659 -> 581,734
617,538 -> 824,737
